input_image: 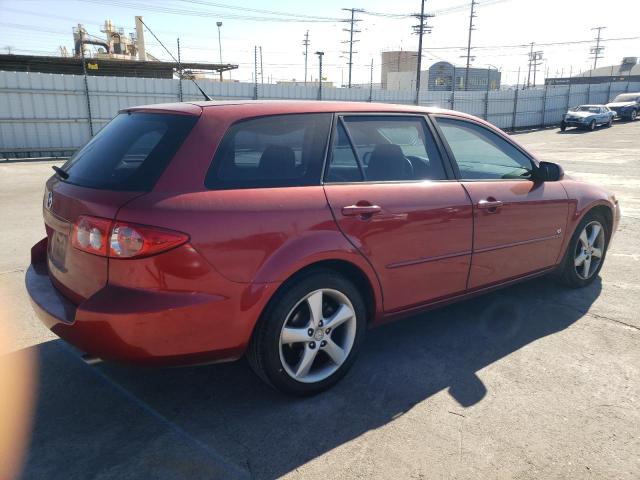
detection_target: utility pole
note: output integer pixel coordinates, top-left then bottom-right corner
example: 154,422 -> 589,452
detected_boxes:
260,46 -> 264,84
315,51 -> 324,100
413,0 -> 434,105
216,21 -> 223,81
590,26 -> 606,70
526,42 -> 534,88
302,30 -> 310,85
463,0 -> 477,91
532,50 -> 543,87
341,8 -> 363,88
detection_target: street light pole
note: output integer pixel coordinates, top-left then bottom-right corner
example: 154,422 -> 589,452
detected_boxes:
315,51 -> 324,100
216,21 -> 223,82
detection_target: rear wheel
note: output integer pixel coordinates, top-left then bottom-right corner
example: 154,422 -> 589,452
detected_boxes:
607,118 -> 613,128
560,122 -> 567,132
631,110 -> 637,121
558,212 -> 608,288
247,269 -> 366,395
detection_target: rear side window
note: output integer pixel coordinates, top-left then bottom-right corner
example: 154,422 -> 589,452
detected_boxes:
206,113 -> 332,189
60,113 -> 197,191
326,116 -> 447,182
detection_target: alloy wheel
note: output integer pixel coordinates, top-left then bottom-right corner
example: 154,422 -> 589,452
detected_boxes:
279,289 -> 357,384
574,221 -> 605,280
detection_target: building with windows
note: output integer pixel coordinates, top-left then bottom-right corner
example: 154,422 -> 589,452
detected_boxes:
427,62 -> 501,91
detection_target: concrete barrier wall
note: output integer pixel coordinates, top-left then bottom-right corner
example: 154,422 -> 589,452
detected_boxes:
1,70 -> 638,157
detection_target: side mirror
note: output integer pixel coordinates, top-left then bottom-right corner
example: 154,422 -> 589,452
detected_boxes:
535,161 -> 564,182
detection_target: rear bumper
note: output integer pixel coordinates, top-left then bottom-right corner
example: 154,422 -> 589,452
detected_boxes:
26,238 -> 276,366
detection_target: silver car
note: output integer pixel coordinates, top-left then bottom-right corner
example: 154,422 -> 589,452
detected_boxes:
560,105 -> 615,132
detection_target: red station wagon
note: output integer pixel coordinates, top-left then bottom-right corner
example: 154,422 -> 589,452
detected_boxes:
26,101 -> 620,395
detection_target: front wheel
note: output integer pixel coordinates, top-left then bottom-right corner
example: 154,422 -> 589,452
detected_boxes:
560,122 -> 567,132
588,120 -> 596,131
247,269 -> 367,395
607,118 -> 613,128
557,213 -> 608,288
631,110 -> 637,121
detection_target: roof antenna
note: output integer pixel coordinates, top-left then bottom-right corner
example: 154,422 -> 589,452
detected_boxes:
138,18 -> 212,101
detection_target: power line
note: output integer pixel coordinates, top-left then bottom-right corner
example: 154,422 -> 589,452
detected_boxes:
341,8 -> 364,88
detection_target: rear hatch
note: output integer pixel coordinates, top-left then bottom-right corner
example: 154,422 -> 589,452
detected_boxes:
44,111 -> 198,303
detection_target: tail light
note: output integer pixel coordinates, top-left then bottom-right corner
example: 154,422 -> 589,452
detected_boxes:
71,215 -> 188,259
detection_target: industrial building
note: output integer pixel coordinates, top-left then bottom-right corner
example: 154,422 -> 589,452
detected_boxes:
545,57 -> 640,85
381,50 -> 418,89
384,59 -> 501,92
0,16 -> 237,80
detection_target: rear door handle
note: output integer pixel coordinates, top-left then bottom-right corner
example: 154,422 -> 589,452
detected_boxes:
477,199 -> 504,211
342,204 -> 382,217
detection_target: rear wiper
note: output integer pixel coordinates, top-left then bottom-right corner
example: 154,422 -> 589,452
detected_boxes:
52,165 -> 69,179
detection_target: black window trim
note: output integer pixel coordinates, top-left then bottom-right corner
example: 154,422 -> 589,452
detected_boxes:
429,113 -> 540,182
322,112 -> 457,185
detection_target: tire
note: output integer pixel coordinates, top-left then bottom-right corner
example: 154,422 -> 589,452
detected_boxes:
588,120 -> 596,131
560,122 -> 566,132
607,118 -> 613,128
247,268 -> 367,396
631,110 -> 637,121
557,212 -> 609,288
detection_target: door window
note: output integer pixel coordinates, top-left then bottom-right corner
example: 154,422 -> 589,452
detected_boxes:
326,116 -> 447,182
436,117 -> 534,180
206,113 -> 332,189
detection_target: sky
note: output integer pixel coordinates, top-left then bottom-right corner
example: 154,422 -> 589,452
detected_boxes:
1,0 -> 639,87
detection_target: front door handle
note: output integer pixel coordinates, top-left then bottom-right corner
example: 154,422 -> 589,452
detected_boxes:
477,198 -> 504,212
342,204 -> 382,217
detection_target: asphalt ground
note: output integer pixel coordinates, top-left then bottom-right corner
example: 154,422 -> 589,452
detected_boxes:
0,120 -> 638,479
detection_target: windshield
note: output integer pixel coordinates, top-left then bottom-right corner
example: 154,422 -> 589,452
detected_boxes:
59,112 -> 197,191
572,106 -> 600,113
612,94 -> 639,103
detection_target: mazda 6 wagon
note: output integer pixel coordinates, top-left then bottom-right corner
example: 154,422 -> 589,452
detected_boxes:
26,101 -> 620,395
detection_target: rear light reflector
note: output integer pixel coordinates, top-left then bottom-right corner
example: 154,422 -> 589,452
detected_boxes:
71,216 -> 188,259
109,222 -> 189,259
72,216 -> 111,256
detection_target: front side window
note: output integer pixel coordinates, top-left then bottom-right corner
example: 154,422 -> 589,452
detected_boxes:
436,117 -> 533,180
326,116 -> 447,182
206,113 -> 332,189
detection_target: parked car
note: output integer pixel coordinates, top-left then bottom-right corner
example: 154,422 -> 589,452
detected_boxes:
26,101 -> 620,395
560,105 -> 615,131
606,92 -> 640,121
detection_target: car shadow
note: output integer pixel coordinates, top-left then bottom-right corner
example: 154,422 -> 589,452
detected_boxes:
20,276 -> 602,480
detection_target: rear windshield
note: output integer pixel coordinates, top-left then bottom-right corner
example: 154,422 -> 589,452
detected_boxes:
612,94 -> 639,103
59,112 -> 198,191
205,113 -> 332,190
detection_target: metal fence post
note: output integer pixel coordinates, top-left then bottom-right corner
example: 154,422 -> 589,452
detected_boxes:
484,67 -> 490,120
607,65 -> 614,102
451,66 -> 456,110
540,83 -> 548,128
511,87 -> 519,131
177,38 -> 183,102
